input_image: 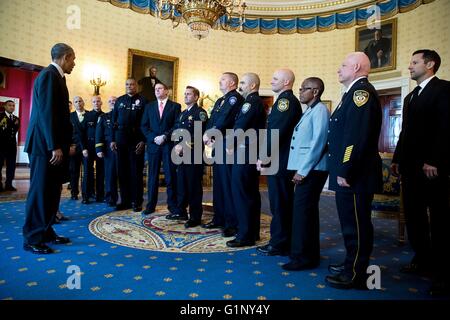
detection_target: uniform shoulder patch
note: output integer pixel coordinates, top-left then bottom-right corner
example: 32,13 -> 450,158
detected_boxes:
353,90 -> 369,107
241,102 -> 251,114
229,96 -> 237,106
199,111 -> 207,122
277,98 -> 289,112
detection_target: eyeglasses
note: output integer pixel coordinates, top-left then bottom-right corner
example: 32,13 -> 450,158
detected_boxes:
299,87 -> 318,92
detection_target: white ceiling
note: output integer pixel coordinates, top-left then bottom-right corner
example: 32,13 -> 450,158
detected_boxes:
244,0 -> 374,16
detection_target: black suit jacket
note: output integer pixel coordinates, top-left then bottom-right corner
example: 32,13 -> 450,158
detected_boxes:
24,64 -> 72,182
328,78 -> 382,193
70,111 -> 87,152
0,112 -> 20,149
141,99 -> 181,154
25,64 -> 71,155
393,77 -> 450,174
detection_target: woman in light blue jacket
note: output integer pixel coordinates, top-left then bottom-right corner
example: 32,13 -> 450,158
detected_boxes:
282,77 -> 330,271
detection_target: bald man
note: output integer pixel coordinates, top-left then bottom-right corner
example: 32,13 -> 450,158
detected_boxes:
96,96 -> 118,206
256,68 -> 302,256
326,52 -> 382,289
202,72 -> 244,237
226,73 -> 266,247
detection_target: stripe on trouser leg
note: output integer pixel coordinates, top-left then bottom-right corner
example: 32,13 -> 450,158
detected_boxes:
352,194 -> 360,281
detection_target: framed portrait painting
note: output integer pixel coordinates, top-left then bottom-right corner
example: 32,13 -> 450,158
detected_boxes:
127,49 -> 179,101
356,18 -> 397,73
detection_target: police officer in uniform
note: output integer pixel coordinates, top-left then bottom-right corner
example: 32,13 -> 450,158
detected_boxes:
326,52 -> 382,289
173,86 -> 208,228
256,68 -> 302,256
83,95 -> 104,203
202,72 -> 244,237
111,78 -> 147,211
226,73 -> 266,247
96,96 -> 118,207
69,96 -> 87,201
0,100 -> 20,191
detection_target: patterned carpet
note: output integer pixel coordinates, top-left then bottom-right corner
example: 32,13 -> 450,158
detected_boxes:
0,192 -> 441,300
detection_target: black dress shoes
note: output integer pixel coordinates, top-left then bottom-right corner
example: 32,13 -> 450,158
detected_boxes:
282,260 -> 319,271
141,208 -> 154,215
132,204 -> 143,212
325,273 -> 367,290
51,236 -> 71,245
328,263 -> 345,275
184,220 -> 201,228
82,199 -> 91,204
24,243 -> 54,254
107,201 -> 116,207
71,195 -> 79,200
4,185 -> 17,191
256,244 -> 288,256
202,221 -> 223,229
222,227 -> 237,237
166,213 -> 188,220
116,203 -> 131,210
226,239 -> 255,248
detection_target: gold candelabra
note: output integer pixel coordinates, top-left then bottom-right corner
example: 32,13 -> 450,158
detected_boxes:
90,76 -> 106,95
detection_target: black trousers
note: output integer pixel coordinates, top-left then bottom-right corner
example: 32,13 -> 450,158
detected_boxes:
103,144 -> 118,204
69,153 -> 82,196
402,171 -> 450,281
116,144 -> 144,206
176,163 -> 203,222
267,174 -> 295,251
82,148 -> 104,200
335,191 -> 374,280
146,148 -> 177,212
212,163 -> 236,228
231,163 -> 261,242
23,155 -> 62,245
0,147 -> 17,187
290,170 -> 328,264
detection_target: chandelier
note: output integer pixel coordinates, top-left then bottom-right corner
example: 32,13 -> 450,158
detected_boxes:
156,0 -> 246,40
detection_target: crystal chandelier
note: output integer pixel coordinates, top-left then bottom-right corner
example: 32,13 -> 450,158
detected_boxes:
156,0 -> 246,40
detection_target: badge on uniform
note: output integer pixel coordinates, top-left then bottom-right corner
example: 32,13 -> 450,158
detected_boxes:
229,96 -> 237,106
353,90 -> 369,107
199,111 -> 207,122
135,99 -> 140,106
277,98 -> 289,112
188,115 -> 193,121
241,103 -> 251,114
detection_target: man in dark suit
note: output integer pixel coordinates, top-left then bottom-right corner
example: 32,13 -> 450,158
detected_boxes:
111,78 -> 148,212
172,86 -> 208,227
22,43 -> 75,254
82,95 -> 104,203
141,82 -> 181,216
226,73 -> 266,248
138,66 -> 161,102
202,72 -> 244,237
70,96 -> 89,202
391,50 -> 450,296
256,68 -> 302,256
0,100 -> 20,192
326,52 -> 382,289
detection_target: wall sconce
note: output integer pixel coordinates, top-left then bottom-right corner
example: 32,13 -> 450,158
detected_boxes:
90,75 -> 106,95
84,64 -> 108,95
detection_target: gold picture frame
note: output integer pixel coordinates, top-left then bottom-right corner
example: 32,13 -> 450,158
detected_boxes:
322,100 -> 332,113
127,49 -> 179,101
356,18 -> 397,73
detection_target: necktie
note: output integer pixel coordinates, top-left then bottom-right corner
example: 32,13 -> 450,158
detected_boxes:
159,101 -> 164,118
335,92 -> 348,111
409,85 -> 421,103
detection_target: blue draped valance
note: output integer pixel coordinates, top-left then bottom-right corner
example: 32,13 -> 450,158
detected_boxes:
98,0 -> 435,35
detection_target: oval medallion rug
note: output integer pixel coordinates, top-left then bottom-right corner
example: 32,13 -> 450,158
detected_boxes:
89,205 -> 271,253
